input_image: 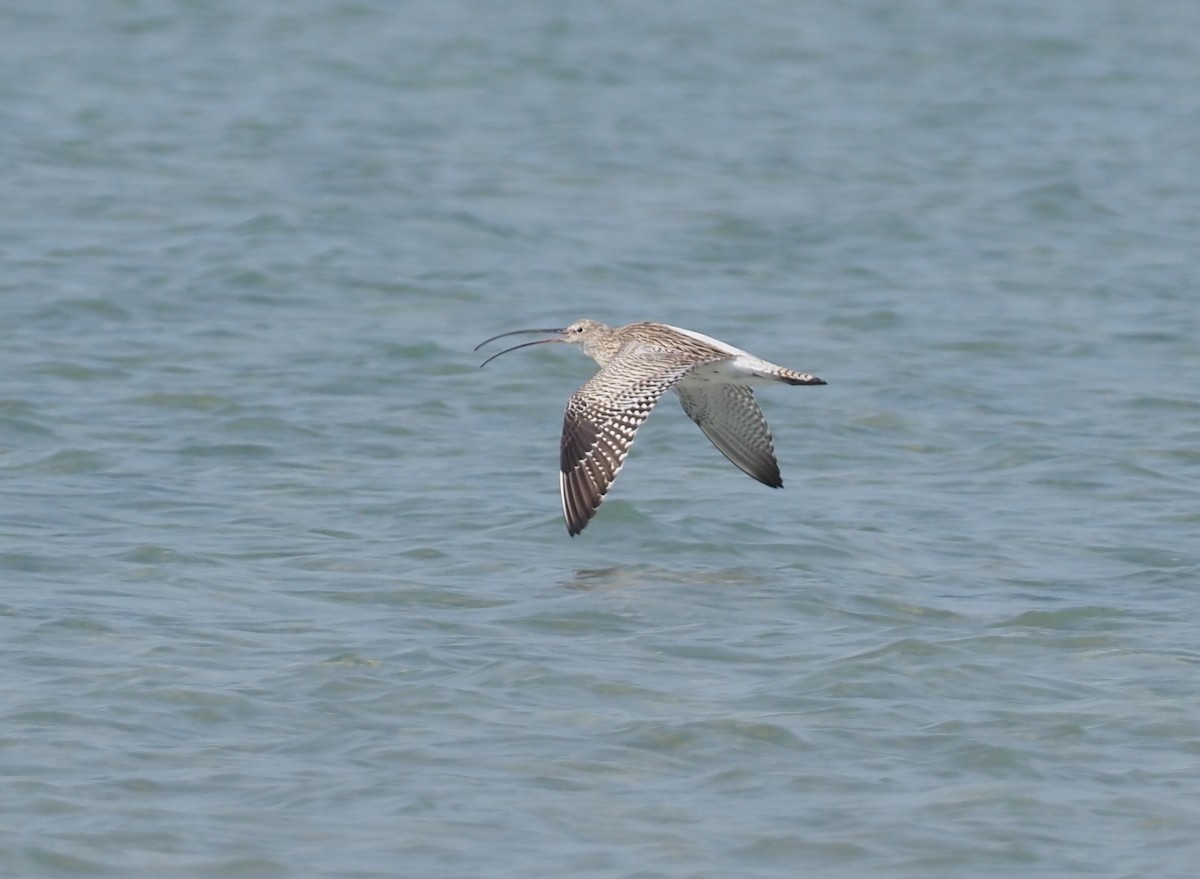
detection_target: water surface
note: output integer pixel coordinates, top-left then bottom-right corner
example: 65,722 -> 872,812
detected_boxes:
2,1 -> 1199,877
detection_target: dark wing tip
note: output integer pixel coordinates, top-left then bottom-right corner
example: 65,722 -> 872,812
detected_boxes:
561,466 -> 601,536
758,469 -> 784,489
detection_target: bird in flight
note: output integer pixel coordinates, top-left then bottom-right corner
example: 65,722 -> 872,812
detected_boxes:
476,319 -> 825,536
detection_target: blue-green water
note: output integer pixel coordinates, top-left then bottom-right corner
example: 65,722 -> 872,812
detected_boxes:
3,1 -> 1199,876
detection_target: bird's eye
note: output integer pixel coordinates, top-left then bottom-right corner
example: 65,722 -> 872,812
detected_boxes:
573,325 -> 583,333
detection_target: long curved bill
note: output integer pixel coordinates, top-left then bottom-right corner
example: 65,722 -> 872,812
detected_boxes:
474,327 -> 567,368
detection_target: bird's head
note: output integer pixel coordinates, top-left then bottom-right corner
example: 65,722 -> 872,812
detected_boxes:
474,319 -> 611,367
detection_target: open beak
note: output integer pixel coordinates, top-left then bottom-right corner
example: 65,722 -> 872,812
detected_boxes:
474,327 -> 567,368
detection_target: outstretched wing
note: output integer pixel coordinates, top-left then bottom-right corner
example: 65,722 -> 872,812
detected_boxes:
560,353 -> 706,536
674,381 -> 782,488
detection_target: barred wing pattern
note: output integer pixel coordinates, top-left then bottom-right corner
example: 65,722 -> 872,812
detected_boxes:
559,352 -> 714,536
675,382 -> 783,488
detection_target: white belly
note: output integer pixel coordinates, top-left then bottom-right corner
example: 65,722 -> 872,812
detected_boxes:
679,354 -> 783,386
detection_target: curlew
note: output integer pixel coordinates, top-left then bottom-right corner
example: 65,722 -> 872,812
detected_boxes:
475,319 -> 826,536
